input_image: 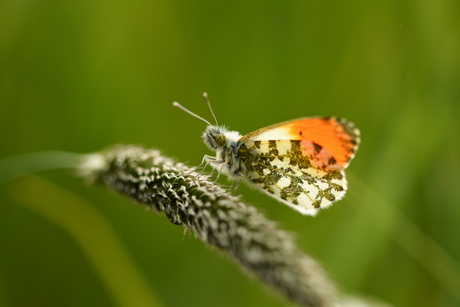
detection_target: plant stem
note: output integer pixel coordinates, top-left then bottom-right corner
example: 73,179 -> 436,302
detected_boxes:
79,145 -> 338,307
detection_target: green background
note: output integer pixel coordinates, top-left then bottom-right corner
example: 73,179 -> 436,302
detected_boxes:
1,1 -> 459,306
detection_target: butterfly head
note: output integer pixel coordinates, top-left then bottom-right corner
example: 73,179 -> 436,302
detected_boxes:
174,93 -> 234,150
201,125 -> 242,151
202,125 -> 225,150
173,93 -> 227,150
173,95 -> 243,154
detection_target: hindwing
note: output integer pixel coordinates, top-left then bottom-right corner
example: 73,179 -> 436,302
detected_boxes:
237,139 -> 347,215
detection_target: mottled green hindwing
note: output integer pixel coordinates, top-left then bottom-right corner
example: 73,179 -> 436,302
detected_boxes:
237,139 -> 347,215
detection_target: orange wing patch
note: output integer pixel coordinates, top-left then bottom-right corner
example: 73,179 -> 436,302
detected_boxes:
288,118 -> 359,169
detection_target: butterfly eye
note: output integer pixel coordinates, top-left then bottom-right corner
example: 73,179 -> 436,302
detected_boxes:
215,134 -> 226,146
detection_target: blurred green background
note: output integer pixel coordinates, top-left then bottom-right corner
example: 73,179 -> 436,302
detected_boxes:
1,1 -> 459,306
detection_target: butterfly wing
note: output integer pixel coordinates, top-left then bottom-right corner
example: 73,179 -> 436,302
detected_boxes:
237,117 -> 360,215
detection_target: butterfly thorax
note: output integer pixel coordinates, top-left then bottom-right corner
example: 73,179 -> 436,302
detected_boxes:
202,125 -> 246,179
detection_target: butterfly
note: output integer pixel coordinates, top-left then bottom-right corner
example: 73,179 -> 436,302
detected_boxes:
173,93 -> 360,216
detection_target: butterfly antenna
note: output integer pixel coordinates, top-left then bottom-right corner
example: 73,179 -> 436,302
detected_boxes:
173,101 -> 213,126
203,92 -> 219,128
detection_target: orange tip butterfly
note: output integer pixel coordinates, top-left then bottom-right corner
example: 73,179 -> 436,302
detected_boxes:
173,93 -> 360,216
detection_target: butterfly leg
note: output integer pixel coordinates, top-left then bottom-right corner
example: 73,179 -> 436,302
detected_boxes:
214,163 -> 226,181
187,155 -> 209,174
231,177 -> 243,195
228,180 -> 236,192
191,155 -> 215,179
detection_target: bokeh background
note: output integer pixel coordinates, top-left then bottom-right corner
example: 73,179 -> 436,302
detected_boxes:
1,1 -> 459,306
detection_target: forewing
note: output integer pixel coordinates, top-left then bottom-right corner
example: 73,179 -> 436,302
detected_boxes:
239,117 -> 360,169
